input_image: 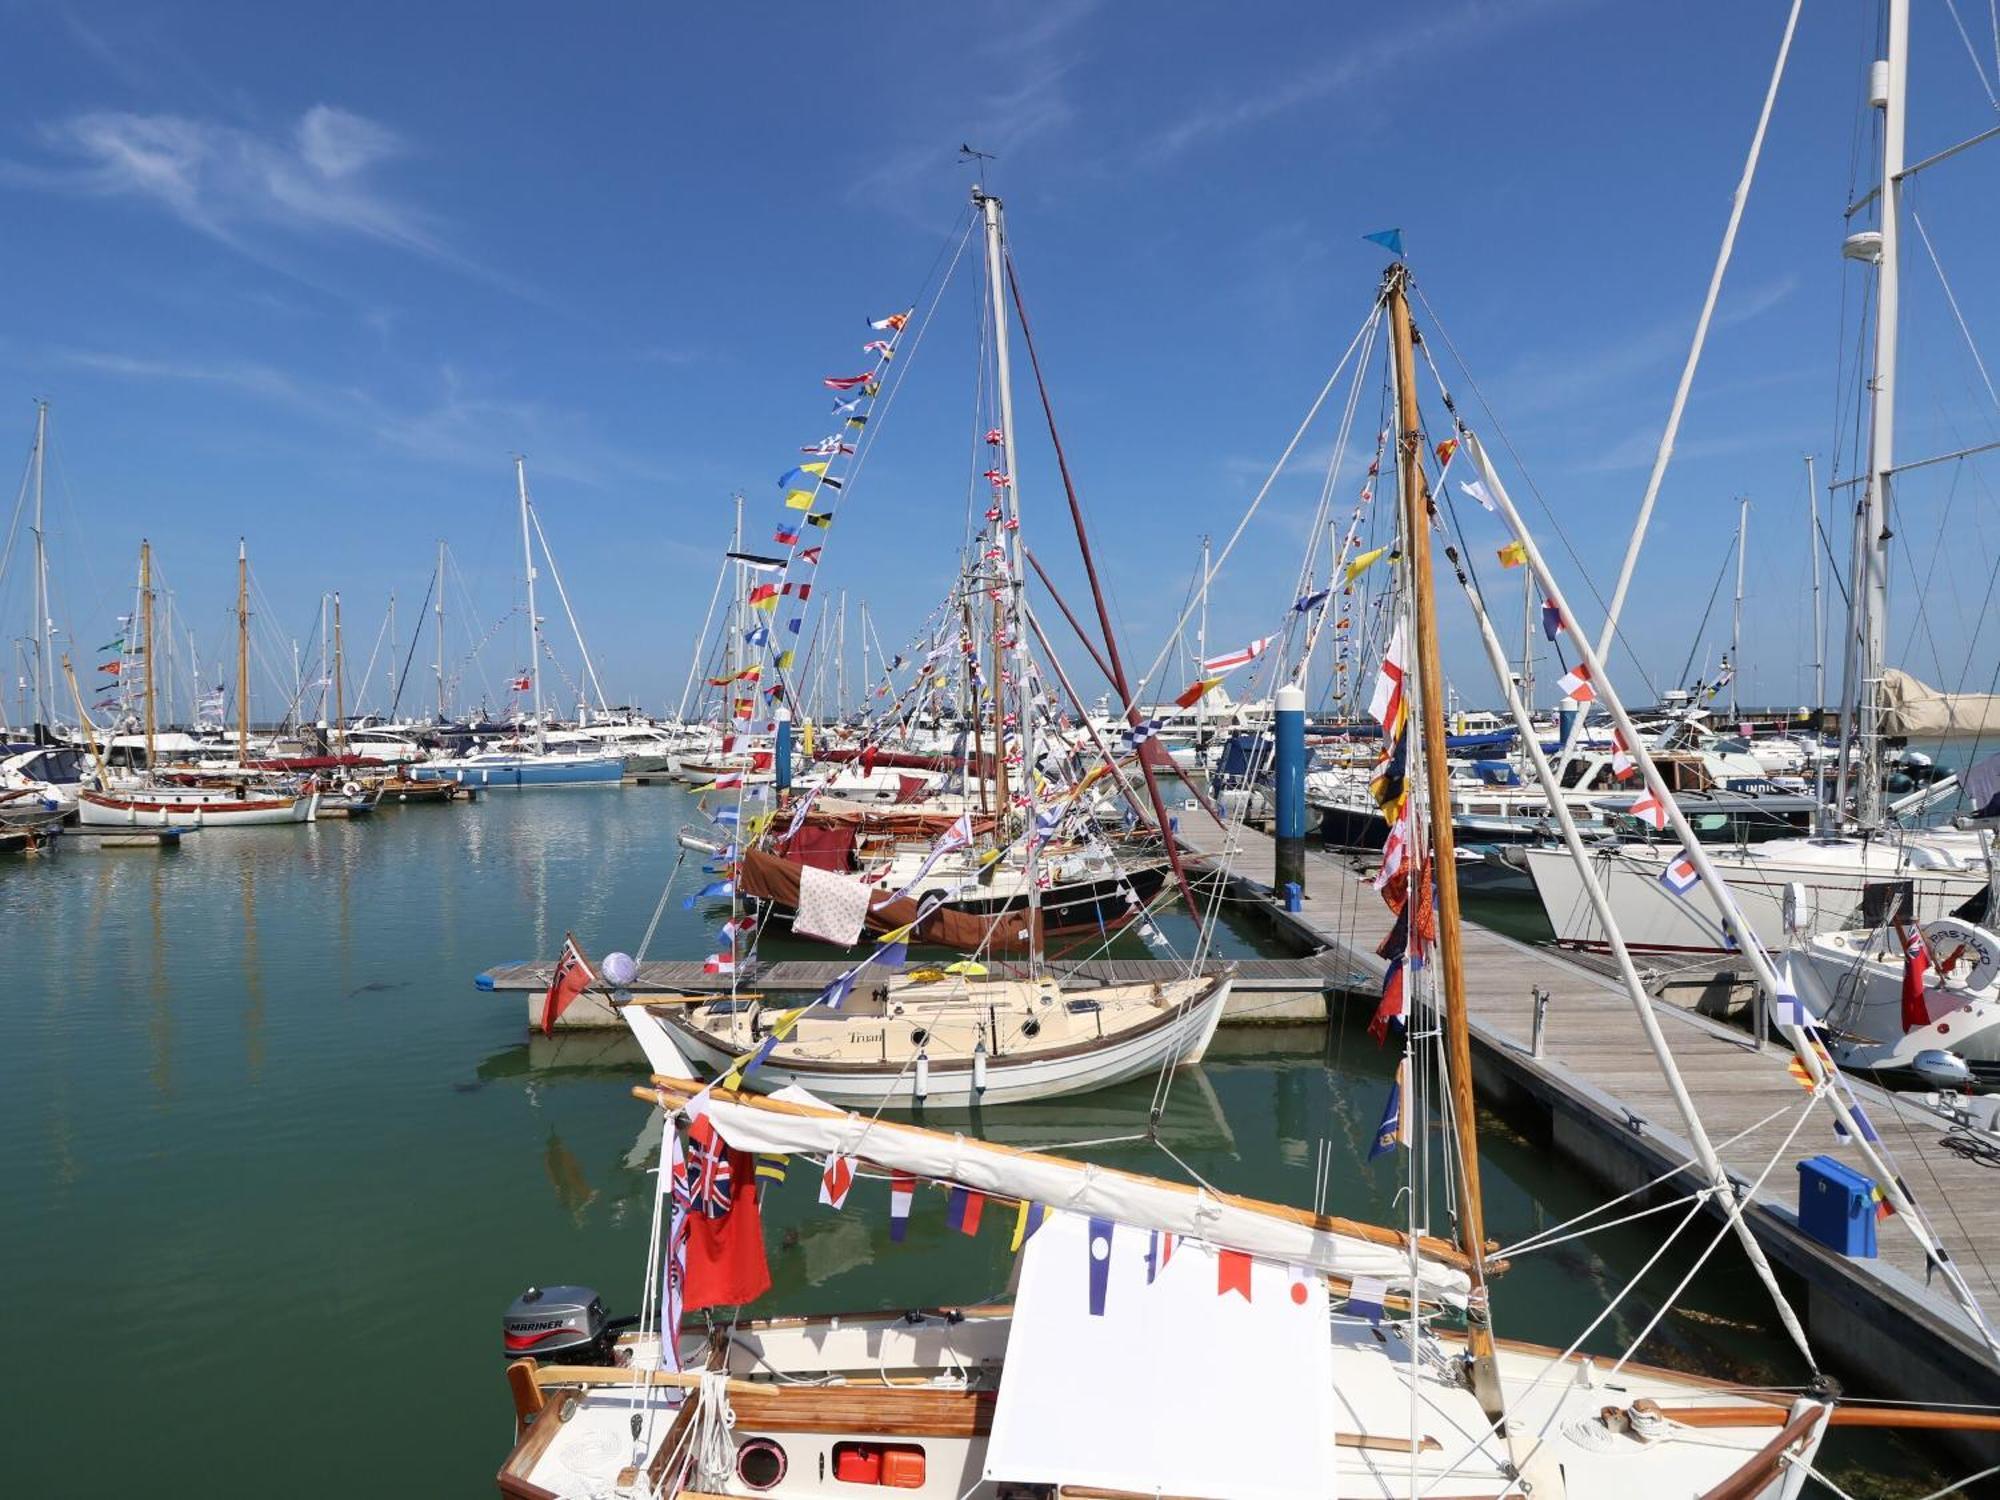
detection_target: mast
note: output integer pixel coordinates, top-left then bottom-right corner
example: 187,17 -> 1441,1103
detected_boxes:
31,401 -> 51,731
978,188 -> 1040,964
1386,265 -> 1498,1407
140,540 -> 157,773
1519,569 -> 1535,716
1844,0 -> 1906,830
236,540 -> 250,762
835,591 -> 847,721
1730,497 -> 1749,719
1805,457 -> 1824,712
515,457 -> 546,753
1196,533 -> 1209,740
435,539 -> 447,721
332,591 -> 347,755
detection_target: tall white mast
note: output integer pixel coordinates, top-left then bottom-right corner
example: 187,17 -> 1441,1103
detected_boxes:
1196,533 -> 1209,736
1805,458 -> 1824,713
1730,497 -> 1749,719
977,187 -> 1041,964
1848,0 -> 1906,831
30,401 -> 52,730
516,457 -> 546,753
435,539 -> 447,722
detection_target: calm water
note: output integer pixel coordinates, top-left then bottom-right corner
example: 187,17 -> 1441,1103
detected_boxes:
4,786 -> 1944,1495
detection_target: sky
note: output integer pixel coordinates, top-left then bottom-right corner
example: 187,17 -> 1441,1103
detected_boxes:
2,0 -> 1998,726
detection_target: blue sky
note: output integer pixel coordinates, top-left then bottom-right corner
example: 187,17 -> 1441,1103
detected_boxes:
3,0 -> 1997,723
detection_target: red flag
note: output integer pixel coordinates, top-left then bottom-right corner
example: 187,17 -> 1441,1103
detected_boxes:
681,1116 -> 772,1309
1556,662 -> 1596,703
538,934 -> 595,1036
98,660 -> 122,676
1217,1249 -> 1253,1300
1899,923 -> 1932,1033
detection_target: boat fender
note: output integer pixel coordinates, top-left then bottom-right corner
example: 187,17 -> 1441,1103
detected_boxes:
1780,881 -> 1812,936
1921,918 -> 2000,992
342,780 -> 362,799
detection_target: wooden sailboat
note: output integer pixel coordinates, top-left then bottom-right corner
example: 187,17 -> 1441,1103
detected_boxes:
77,540 -> 317,828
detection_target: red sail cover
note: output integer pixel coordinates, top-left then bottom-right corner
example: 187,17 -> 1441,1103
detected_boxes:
681,1116 -> 772,1310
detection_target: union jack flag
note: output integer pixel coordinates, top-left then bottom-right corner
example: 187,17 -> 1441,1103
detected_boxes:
686,1129 -> 734,1218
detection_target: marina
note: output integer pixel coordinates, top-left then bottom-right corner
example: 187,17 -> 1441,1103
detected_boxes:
10,3 -> 2000,1495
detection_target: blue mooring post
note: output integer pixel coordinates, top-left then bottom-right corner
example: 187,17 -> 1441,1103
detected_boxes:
1274,681 -> 1306,902
774,707 -> 793,794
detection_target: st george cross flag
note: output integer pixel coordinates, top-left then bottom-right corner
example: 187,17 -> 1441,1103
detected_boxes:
1658,847 -> 1701,897
538,934 -> 596,1037
888,1171 -> 915,1241
1201,637 -> 1270,675
1557,661 -> 1596,703
1369,622 -> 1409,731
819,1154 -> 855,1209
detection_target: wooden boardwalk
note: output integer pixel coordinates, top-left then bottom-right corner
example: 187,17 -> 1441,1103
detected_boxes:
1177,812 -> 2000,1419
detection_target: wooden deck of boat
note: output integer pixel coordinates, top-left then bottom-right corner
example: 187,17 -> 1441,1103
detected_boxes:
1175,812 -> 2000,1416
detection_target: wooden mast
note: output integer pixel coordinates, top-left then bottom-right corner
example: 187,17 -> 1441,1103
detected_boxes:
139,540 -> 157,773
332,591 -> 347,755
1386,265 -> 1500,1407
235,539 -> 250,763
61,655 -> 107,783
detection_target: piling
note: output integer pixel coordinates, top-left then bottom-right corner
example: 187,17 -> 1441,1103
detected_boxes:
1274,681 -> 1306,899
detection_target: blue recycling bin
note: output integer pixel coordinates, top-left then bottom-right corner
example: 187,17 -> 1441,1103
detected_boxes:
1796,1154 -> 1878,1258
1282,881 -> 1303,913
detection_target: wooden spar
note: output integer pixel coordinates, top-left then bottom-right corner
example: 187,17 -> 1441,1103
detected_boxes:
60,655 -> 108,783
634,1076 -> 1481,1271
235,539 -> 250,762
139,540 -> 156,772
1005,259 -> 1207,918
1694,1404 -> 1829,1500
1386,269 -> 1497,1382
332,590 -> 347,755
1636,1400 -> 2000,1433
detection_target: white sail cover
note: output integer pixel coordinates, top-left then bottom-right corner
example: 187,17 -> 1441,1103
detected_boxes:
984,1210 -> 1340,1499
685,1088 -> 1470,1297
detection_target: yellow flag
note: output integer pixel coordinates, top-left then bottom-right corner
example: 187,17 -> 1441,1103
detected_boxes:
1344,546 -> 1387,583
801,721 -> 815,756
768,1005 -> 809,1039
799,461 -> 828,476
775,649 -> 795,670
784,489 -> 815,510
1497,540 -> 1528,569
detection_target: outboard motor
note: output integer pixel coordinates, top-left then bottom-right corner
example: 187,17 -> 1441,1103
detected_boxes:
502,1284 -> 631,1364
1911,1050 -> 1974,1091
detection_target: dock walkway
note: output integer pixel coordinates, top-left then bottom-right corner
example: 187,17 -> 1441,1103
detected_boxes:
1177,811 -> 2000,1424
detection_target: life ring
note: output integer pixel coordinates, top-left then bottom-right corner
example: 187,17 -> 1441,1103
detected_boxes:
1921,917 -> 2000,993
342,780 -> 363,799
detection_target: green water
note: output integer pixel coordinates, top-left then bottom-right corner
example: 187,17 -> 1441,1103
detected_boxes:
3,787 -> 1945,1495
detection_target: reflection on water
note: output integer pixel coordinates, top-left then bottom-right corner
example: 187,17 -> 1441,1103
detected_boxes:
0,784 -> 1943,1495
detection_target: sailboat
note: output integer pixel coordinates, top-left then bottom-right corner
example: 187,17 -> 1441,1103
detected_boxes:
1522,2 -> 1993,953
412,460 -> 623,790
490,246 -> 2000,1498
76,541 -> 317,828
651,190 -> 1228,1103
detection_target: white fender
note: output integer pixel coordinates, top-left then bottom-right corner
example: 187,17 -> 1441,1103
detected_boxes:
1780,880 -> 1812,936
1921,917 -> 2000,993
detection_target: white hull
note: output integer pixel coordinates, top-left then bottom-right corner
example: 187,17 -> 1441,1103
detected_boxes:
1794,928 -> 2000,1073
1523,837 -> 1987,952
77,788 -> 318,828
659,977 -> 1232,1108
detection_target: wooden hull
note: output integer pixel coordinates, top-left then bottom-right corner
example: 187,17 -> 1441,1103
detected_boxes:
77,788 -> 318,827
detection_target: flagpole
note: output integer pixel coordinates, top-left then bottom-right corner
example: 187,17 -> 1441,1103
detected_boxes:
140,539 -> 156,775
1386,263 -> 1501,1416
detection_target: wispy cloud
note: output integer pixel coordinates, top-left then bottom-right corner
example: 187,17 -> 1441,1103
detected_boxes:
0,104 -> 531,298
1138,0 -> 1575,166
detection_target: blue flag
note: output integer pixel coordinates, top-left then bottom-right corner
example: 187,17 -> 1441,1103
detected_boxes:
1541,600 -> 1563,641
1087,1217 -> 1114,1315
1369,1065 -> 1406,1160
870,940 -> 909,971
1295,589 -> 1331,614
683,878 -> 734,909
1362,228 -> 1404,257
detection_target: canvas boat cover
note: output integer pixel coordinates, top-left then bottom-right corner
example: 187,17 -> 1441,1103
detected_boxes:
984,1209 -> 1340,1499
